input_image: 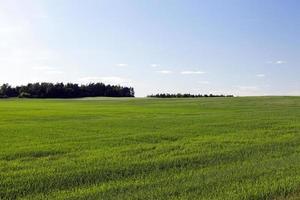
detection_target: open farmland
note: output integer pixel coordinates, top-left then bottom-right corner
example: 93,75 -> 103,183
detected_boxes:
0,97 -> 300,200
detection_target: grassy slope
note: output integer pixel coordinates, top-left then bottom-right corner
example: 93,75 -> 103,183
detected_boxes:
0,97 -> 299,200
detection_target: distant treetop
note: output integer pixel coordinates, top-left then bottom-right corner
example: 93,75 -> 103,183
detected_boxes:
0,82 -> 135,98
147,93 -> 234,98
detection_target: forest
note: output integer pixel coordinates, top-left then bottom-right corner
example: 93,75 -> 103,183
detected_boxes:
0,83 -> 135,98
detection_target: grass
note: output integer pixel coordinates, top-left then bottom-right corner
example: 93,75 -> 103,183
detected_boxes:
0,96 -> 299,200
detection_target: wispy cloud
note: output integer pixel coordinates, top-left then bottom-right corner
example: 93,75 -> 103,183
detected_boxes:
181,70 -> 206,75
78,77 -> 103,82
78,76 -> 133,86
236,86 -> 259,91
32,66 -> 54,70
275,60 -> 287,64
150,64 -> 160,67
256,74 -> 265,78
198,81 -> 210,84
156,70 -> 172,74
46,70 -> 64,75
32,66 -> 63,75
266,60 -> 287,65
0,26 -> 24,34
33,14 -> 49,19
116,63 -> 128,67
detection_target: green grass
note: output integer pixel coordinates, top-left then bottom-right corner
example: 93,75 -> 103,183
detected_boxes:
0,97 -> 299,200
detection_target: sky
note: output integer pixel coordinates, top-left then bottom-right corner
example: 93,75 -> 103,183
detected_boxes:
0,0 -> 299,97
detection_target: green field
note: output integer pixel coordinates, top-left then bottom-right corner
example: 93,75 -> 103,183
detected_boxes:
0,97 -> 300,200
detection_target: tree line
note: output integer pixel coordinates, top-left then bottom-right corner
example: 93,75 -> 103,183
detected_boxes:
147,93 -> 234,98
0,82 -> 135,98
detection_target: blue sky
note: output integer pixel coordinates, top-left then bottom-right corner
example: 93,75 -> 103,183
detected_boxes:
0,0 -> 299,96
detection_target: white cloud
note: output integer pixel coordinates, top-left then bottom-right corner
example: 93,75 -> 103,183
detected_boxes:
32,66 -> 63,75
266,60 -> 287,65
236,86 -> 259,91
0,2 -> 59,85
198,81 -> 210,84
0,26 -> 24,34
116,63 -> 128,67
150,64 -> 160,67
275,60 -> 287,64
156,70 -> 172,74
256,74 -> 265,78
46,70 -> 64,75
181,71 -> 206,75
78,76 -> 133,86
33,14 -> 49,19
32,66 -> 54,70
